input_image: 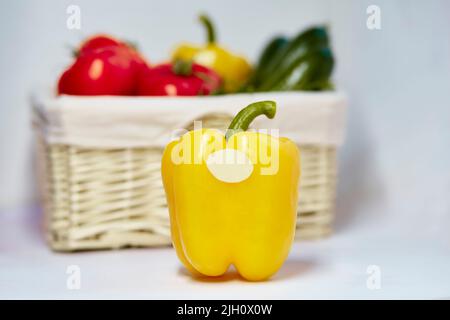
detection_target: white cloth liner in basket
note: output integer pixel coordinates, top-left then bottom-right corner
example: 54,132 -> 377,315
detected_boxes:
33,92 -> 347,149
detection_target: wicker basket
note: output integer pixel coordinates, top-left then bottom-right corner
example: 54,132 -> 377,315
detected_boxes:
33,93 -> 344,251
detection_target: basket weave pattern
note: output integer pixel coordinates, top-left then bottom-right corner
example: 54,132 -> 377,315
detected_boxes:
38,115 -> 336,251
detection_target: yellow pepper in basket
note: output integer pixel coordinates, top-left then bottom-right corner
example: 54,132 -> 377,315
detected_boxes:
172,14 -> 252,93
161,101 -> 300,281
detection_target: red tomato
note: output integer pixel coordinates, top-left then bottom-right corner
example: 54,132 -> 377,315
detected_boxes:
78,34 -> 148,67
78,34 -> 123,55
58,34 -> 150,96
137,62 -> 221,96
58,46 -> 141,96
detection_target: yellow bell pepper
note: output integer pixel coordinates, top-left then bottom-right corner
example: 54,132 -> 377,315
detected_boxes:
172,14 -> 252,93
162,101 -> 300,281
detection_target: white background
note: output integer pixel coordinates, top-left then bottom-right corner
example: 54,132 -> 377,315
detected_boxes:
0,0 -> 449,299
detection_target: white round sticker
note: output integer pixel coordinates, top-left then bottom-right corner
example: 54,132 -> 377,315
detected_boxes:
206,149 -> 254,183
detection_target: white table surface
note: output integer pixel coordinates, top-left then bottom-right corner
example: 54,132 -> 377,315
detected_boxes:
1,206 -> 449,300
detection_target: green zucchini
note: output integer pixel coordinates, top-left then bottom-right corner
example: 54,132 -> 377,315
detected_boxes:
255,26 -> 329,89
263,47 -> 334,92
251,36 -> 289,87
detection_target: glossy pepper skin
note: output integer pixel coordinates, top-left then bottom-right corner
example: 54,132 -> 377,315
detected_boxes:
162,101 -> 300,281
137,60 -> 221,96
172,14 -> 252,93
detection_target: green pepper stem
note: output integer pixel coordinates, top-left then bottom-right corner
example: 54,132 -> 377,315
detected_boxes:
199,14 -> 216,44
172,59 -> 193,76
226,101 -> 277,140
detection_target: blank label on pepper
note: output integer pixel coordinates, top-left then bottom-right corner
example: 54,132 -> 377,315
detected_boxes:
206,149 -> 254,183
